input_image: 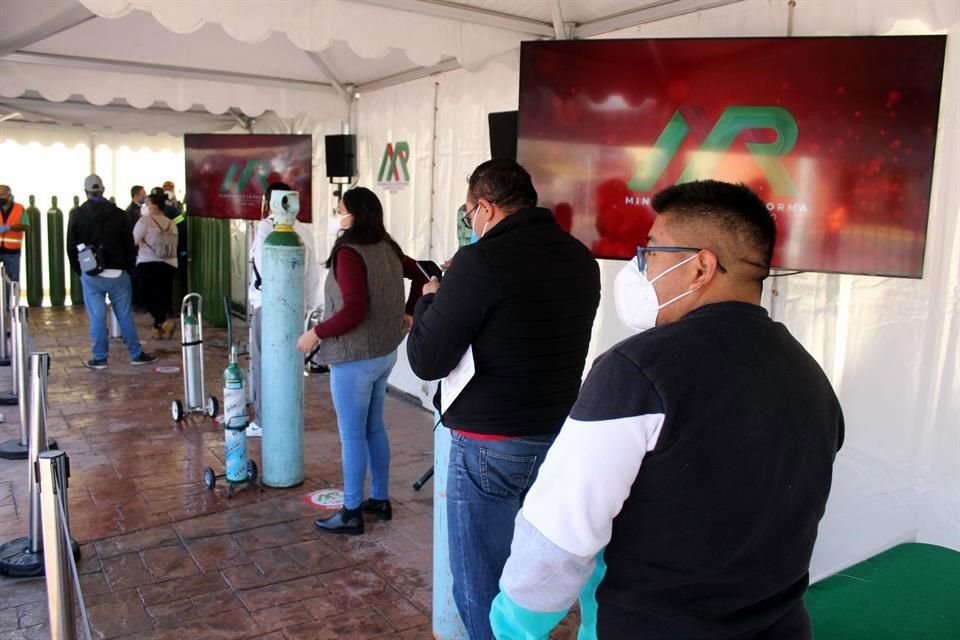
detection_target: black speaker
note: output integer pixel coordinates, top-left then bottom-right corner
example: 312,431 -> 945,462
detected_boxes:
324,134 -> 356,179
488,111 -> 518,161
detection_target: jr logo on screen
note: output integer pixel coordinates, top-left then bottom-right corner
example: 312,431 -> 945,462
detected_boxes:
628,106 -> 798,197
376,142 -> 411,192
220,160 -> 270,193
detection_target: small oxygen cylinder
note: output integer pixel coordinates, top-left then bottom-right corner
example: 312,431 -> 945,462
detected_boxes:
182,300 -> 203,408
223,344 -> 247,482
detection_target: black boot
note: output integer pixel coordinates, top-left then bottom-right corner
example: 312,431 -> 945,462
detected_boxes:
313,507 -> 364,535
360,498 -> 392,521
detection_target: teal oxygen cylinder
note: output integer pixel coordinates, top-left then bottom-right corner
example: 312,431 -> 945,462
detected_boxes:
223,343 -> 247,482
260,190 -> 304,487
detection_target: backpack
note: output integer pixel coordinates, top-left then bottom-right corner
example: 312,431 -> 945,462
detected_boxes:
146,216 -> 177,259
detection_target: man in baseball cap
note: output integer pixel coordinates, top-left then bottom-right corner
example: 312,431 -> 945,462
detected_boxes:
67,174 -> 157,369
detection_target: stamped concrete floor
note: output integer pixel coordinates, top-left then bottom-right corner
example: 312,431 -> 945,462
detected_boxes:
0,306 -> 582,640
0,304 -> 446,640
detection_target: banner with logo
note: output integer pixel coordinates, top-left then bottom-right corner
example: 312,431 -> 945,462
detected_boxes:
518,37 -> 946,278
184,134 -> 312,222
376,141 -> 411,191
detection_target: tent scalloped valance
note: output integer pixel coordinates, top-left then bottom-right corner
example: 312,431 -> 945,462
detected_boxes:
0,60 -> 348,121
79,0 -> 531,71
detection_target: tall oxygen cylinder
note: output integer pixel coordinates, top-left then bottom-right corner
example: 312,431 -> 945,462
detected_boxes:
223,343 -> 248,482
68,195 -> 83,305
46,196 -> 66,306
260,190 -> 305,488
24,196 -> 42,307
181,295 -> 204,410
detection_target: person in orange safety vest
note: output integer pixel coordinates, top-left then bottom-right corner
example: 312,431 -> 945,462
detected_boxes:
0,185 -> 31,283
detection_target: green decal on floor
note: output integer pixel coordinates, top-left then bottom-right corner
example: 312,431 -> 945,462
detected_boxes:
304,489 -> 343,509
153,366 -> 181,374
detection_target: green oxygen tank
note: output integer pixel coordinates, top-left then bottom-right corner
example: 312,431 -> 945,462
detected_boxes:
46,196 -> 66,306
25,195 -> 43,307
68,195 -> 83,305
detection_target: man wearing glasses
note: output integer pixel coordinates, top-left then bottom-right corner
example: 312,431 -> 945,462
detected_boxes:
407,159 -> 601,640
492,180 -> 844,640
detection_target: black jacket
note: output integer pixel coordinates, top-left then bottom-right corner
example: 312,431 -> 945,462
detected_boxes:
124,201 -> 141,235
580,302 -> 844,639
67,198 -> 136,274
407,207 -> 601,436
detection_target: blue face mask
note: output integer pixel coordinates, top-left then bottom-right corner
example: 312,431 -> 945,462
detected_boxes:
470,229 -> 478,244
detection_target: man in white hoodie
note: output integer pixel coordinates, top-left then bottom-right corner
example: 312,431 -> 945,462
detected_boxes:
247,181 -> 319,434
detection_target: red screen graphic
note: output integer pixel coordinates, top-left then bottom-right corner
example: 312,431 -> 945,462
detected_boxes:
518,37 -> 946,278
184,134 -> 313,222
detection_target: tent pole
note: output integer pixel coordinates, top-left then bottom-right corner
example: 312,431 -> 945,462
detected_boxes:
428,81 -> 440,261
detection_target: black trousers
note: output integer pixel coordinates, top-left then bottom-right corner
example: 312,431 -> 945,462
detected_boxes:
137,261 -> 177,328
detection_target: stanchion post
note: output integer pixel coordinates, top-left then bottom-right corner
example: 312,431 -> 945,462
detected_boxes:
27,351 -> 50,554
105,297 -> 120,339
0,348 -> 48,576
38,450 -> 76,640
9,281 -> 19,310
0,294 -> 25,457
0,263 -> 8,364
11,302 -> 20,396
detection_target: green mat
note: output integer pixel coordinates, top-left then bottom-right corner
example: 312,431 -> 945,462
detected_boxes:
805,542 -> 960,640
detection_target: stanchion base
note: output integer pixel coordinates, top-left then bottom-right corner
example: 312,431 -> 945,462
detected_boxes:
0,537 -> 42,577
0,358 -> 9,367
0,439 -> 28,460
0,536 -> 81,578
0,393 -> 17,406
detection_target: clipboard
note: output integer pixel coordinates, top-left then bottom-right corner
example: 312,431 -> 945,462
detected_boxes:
441,346 -> 475,414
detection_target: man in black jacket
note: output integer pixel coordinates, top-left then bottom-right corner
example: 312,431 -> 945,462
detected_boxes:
407,159 -> 601,639
67,174 -> 156,370
124,185 -> 146,311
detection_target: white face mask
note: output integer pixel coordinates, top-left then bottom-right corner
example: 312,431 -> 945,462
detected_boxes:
613,253 -> 700,333
140,203 -> 150,217
328,214 -> 344,239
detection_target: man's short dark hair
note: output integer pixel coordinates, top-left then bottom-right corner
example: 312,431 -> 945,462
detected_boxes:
468,159 -> 537,214
130,185 -> 144,199
652,180 -> 776,275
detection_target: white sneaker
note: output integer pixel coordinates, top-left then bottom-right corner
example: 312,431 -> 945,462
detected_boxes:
246,421 -> 262,438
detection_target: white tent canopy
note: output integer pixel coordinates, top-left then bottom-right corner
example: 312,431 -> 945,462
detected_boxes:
1,0 -> 736,132
0,0 -> 957,585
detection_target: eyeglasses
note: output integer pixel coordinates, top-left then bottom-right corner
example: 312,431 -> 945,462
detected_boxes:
636,246 -> 727,276
461,203 -> 480,230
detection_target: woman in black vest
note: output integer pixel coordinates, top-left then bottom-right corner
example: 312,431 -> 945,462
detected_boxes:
297,187 -> 427,535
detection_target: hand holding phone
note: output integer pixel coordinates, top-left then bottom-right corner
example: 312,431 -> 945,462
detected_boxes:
416,260 -> 443,282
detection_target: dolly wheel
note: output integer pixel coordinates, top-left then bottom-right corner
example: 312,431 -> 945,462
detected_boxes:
171,400 -> 184,422
206,396 -> 219,418
202,467 -> 216,490
247,459 -> 258,483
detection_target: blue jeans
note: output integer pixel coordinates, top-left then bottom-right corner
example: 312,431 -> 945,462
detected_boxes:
0,253 -> 21,283
81,272 -> 144,361
329,351 -> 398,510
447,431 -> 556,640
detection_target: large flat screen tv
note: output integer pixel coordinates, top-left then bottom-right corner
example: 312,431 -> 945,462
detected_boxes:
184,134 -> 312,222
518,37 -> 946,278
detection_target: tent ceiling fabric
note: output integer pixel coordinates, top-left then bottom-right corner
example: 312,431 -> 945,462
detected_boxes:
0,0 -> 746,133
